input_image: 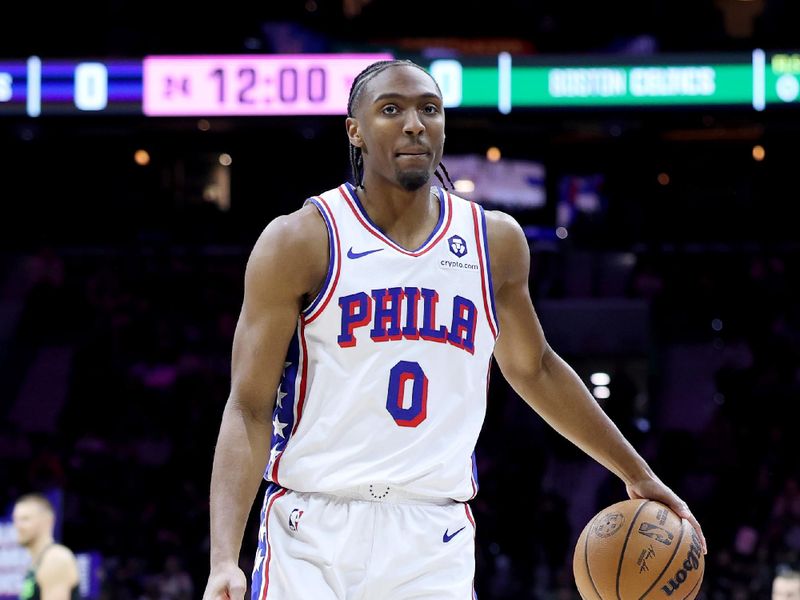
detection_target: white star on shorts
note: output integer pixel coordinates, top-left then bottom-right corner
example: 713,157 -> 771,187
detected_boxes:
273,416 -> 288,439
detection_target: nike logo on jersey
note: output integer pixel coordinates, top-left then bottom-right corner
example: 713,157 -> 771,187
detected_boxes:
347,247 -> 384,259
443,526 -> 466,543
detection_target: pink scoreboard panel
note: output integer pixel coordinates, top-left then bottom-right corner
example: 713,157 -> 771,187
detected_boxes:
143,54 -> 393,116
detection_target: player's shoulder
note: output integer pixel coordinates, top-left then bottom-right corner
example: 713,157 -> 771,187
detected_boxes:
245,194 -> 330,294
480,208 -> 530,285
39,544 -> 78,573
250,199 -> 328,265
37,544 -> 79,588
482,208 -> 526,247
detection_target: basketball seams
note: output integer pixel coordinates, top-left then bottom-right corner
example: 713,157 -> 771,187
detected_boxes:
583,512 -> 605,600
615,500 -> 650,600
639,512 -> 687,600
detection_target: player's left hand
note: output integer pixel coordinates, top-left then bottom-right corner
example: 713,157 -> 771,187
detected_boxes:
626,476 -> 707,555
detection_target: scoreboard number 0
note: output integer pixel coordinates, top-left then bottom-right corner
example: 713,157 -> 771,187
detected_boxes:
74,62 -> 108,111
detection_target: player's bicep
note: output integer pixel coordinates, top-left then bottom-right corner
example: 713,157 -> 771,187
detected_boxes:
229,209 -> 326,417
493,281 -> 549,386
229,285 -> 299,420
486,211 -> 549,385
39,582 -> 75,600
37,549 -> 78,600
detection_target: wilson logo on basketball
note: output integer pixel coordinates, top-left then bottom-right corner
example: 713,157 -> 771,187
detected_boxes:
660,530 -> 702,596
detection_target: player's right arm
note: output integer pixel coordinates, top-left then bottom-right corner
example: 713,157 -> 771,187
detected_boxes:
203,203 -> 328,600
37,545 -> 80,600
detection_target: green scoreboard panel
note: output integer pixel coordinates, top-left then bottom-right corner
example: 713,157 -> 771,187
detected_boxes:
427,50 -> 800,113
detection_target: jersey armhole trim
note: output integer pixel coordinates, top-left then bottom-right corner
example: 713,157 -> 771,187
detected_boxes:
471,202 -> 499,338
301,196 -> 341,322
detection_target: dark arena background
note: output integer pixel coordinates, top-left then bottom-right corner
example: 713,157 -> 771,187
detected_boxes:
2,2 -> 800,598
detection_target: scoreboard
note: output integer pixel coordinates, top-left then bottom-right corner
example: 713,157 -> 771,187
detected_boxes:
0,57 -> 142,115
429,50 -> 800,112
0,53 -> 393,117
143,54 -> 393,115
1,50 -> 800,117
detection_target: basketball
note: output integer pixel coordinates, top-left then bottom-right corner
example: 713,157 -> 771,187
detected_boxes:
573,498 -> 704,600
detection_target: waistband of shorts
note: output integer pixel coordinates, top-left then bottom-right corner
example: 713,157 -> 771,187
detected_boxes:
323,483 -> 458,505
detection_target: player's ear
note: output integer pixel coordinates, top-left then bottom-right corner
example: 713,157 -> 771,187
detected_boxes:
346,117 -> 363,148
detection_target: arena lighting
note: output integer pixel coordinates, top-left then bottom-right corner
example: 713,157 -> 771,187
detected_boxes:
556,227 -> 569,239
486,147 -> 501,162
453,179 -> 475,194
133,149 -> 150,166
752,144 -> 766,161
590,372 -> 611,386
218,153 -> 232,166
592,386 -> 611,399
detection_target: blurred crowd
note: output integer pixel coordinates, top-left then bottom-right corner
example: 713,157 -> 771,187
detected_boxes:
4,0 -> 800,58
1,236 -> 798,599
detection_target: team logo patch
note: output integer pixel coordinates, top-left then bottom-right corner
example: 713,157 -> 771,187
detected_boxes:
448,235 -> 468,258
288,508 -> 304,532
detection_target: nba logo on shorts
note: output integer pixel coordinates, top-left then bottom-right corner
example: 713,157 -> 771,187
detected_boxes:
448,235 -> 468,258
288,508 -> 303,532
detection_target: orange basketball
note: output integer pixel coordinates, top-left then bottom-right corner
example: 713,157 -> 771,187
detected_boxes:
573,498 -> 704,600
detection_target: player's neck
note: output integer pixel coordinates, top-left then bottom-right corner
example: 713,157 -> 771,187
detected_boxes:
28,536 -> 55,564
355,182 -> 439,249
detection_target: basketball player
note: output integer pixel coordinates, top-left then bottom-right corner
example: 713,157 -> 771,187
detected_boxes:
202,59 -> 707,600
12,493 -> 80,600
773,569 -> 800,600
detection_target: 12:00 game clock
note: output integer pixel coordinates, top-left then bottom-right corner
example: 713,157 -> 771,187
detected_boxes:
143,54 -> 392,116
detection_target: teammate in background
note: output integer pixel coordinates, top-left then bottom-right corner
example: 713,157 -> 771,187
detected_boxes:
12,493 -> 80,600
773,568 -> 800,600
202,59 -> 707,600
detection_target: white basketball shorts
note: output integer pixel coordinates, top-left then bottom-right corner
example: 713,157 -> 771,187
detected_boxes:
250,484 -> 478,599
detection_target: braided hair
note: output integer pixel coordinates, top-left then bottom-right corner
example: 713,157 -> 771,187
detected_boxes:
347,59 -> 454,190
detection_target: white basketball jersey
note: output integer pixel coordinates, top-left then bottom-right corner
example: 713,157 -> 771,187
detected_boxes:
265,182 -> 499,502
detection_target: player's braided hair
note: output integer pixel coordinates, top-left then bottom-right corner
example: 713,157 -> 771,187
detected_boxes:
347,59 -> 454,190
